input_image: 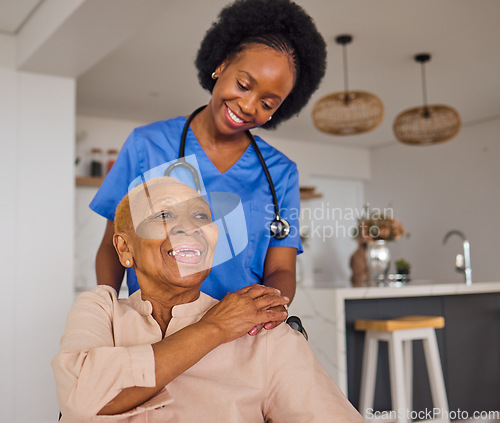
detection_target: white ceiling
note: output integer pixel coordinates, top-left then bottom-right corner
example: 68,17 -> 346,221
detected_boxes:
0,0 -> 42,34
6,0 -> 500,148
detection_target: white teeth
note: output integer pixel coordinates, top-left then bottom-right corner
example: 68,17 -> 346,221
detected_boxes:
227,107 -> 244,123
168,249 -> 201,257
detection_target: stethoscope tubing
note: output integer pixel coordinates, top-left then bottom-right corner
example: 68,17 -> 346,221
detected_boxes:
168,105 -> 289,239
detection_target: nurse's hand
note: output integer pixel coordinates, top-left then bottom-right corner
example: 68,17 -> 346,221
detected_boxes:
251,246 -> 297,335
248,304 -> 288,335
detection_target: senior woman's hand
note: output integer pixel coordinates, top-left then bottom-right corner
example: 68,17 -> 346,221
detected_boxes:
200,284 -> 289,344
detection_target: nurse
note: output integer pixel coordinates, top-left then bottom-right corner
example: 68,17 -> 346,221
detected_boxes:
91,0 -> 326,331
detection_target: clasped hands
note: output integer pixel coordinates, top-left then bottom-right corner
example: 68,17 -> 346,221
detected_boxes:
201,285 -> 290,343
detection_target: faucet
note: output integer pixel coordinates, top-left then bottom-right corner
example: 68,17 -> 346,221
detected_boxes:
442,230 -> 472,285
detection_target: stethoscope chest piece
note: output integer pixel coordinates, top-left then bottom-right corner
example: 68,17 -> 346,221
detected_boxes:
270,217 -> 290,240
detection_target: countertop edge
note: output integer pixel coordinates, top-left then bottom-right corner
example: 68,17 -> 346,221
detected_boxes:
297,281 -> 500,300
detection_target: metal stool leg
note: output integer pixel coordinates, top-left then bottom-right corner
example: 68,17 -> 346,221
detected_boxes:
359,331 -> 379,419
422,328 -> 450,423
388,332 -> 410,423
403,339 -> 413,412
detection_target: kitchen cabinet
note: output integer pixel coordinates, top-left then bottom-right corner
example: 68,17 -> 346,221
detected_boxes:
345,292 -> 500,414
289,281 -> 500,415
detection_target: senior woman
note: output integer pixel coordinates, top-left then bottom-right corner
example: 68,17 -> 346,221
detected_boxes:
52,177 -> 363,422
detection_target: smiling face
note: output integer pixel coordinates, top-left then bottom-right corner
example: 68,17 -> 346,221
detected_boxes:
115,179 -> 219,292
209,44 -> 296,135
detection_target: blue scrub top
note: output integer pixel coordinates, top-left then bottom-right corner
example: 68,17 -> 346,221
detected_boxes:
90,116 -> 302,300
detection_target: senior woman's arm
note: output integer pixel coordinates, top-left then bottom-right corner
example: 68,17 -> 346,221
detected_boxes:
52,285 -> 288,419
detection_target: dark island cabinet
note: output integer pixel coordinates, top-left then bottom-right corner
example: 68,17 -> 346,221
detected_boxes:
345,293 -> 500,415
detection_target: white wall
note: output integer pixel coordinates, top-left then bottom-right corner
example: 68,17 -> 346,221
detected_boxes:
366,118 -> 500,283
0,33 -> 18,423
262,132 -> 371,184
0,34 -> 75,423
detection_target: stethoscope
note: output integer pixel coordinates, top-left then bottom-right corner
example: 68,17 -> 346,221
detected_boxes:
164,105 -> 290,240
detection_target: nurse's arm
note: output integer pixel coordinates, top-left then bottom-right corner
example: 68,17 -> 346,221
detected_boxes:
263,246 -> 297,302
95,219 -> 125,293
249,246 -> 296,333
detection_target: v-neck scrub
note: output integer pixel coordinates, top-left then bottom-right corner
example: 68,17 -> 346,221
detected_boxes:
90,116 -> 302,300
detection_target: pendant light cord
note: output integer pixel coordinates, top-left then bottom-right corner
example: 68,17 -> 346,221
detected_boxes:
420,61 -> 430,117
342,43 -> 350,103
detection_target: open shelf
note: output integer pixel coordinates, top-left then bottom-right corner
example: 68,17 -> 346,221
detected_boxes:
75,176 -> 105,187
76,177 -> 323,200
300,186 -> 323,200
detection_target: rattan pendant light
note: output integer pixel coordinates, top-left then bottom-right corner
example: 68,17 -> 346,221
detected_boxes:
393,54 -> 461,145
312,35 -> 384,135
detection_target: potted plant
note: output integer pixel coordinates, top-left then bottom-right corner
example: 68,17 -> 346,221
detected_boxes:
395,259 -> 411,275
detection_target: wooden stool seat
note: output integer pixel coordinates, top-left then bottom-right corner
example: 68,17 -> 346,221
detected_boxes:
355,315 -> 449,423
355,315 -> 445,332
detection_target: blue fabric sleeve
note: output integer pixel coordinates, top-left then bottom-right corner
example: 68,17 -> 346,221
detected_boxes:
269,165 -> 303,255
89,130 -> 141,221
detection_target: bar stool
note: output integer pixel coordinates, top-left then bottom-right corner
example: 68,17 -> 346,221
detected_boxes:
355,316 -> 449,423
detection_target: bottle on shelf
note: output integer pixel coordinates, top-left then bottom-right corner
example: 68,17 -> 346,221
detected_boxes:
106,149 -> 118,174
90,148 -> 103,177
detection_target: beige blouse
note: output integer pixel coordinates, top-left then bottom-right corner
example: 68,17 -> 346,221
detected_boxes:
52,286 -> 363,422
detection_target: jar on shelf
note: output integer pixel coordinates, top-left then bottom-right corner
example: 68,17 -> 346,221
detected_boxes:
90,148 -> 103,177
106,149 -> 118,174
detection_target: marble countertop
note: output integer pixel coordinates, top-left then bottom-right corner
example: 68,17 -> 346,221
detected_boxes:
299,280 -> 500,300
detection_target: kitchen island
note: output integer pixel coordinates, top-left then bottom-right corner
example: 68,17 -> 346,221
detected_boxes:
289,281 -> 500,414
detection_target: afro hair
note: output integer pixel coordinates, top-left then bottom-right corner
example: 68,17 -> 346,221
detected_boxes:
195,0 -> 327,129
